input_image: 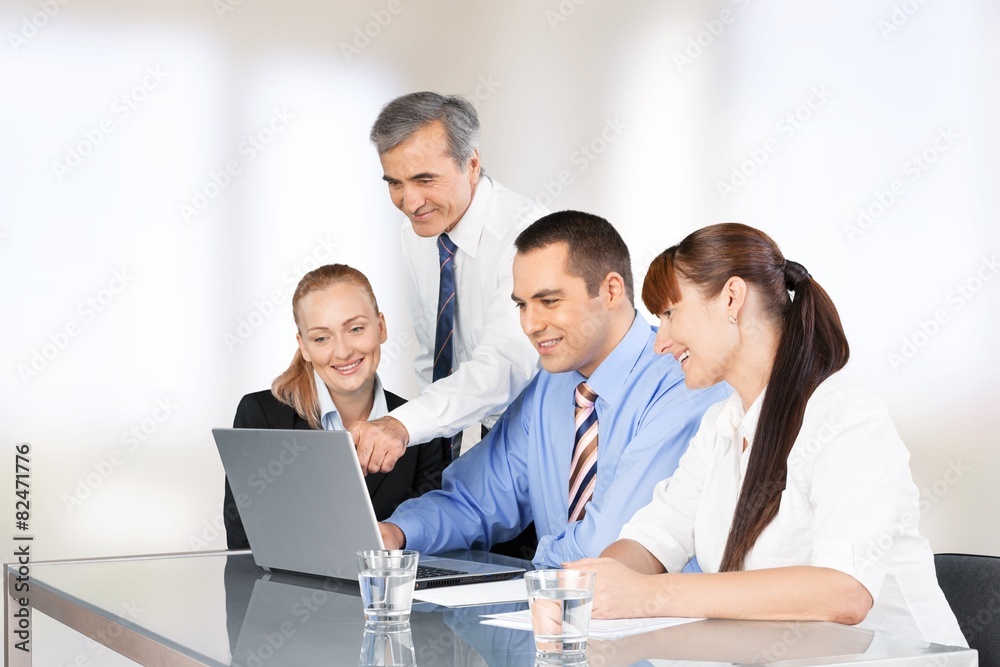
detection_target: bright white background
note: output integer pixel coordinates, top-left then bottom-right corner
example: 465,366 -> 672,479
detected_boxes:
1,0 -> 998,663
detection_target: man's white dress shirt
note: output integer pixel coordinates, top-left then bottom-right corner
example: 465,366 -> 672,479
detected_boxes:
389,176 -> 547,445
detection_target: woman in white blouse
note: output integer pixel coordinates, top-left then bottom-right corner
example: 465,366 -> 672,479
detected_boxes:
566,223 -> 966,646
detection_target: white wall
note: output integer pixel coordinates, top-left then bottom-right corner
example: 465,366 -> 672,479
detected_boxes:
2,0 -> 997,575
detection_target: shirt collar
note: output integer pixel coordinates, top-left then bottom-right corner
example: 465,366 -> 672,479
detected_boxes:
445,176 -> 492,260
714,387 -> 766,449
313,369 -> 387,431
575,311 -> 645,406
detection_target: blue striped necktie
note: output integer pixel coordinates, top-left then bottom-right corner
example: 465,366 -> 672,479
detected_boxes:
434,233 -> 458,461
568,382 -> 599,521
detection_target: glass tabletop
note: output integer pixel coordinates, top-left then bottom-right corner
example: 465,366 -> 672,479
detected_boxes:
15,551 -> 976,667
23,550 -> 540,666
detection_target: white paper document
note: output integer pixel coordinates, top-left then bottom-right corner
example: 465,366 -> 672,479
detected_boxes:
412,578 -> 529,607
479,609 -> 704,639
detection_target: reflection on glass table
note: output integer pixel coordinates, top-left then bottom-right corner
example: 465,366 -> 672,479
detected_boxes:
5,550 -> 976,667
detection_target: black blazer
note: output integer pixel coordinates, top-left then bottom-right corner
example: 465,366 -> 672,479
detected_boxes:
223,389 -> 444,549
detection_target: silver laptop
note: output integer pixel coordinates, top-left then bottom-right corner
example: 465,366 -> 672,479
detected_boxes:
213,428 -> 524,589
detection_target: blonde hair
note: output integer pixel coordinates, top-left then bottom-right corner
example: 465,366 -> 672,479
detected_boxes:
271,264 -> 380,429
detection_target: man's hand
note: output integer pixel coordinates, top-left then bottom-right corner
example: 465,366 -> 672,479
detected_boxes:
350,416 -> 409,474
379,522 -> 406,549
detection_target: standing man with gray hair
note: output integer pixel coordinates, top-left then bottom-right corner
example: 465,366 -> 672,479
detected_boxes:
353,92 -> 547,475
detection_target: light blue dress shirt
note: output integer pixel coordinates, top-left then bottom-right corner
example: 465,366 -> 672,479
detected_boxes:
313,370 -> 388,431
388,313 -> 730,567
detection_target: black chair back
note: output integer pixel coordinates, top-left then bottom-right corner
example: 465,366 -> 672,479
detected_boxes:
934,552 -> 1000,666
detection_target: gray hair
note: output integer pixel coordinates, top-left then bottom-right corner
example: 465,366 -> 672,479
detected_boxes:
369,92 -> 482,173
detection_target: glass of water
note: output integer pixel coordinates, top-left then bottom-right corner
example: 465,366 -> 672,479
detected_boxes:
524,569 -> 596,657
356,549 -> 419,627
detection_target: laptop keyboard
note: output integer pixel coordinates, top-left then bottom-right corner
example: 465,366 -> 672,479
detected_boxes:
417,565 -> 466,578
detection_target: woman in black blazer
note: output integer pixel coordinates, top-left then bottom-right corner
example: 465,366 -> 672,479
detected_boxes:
224,264 -> 444,549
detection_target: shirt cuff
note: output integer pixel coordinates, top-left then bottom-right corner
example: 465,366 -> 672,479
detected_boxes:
388,400 -> 438,446
387,510 -> 429,553
617,523 -> 690,574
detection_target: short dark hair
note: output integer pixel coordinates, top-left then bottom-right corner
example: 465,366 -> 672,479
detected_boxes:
369,92 -> 481,173
515,210 -> 634,304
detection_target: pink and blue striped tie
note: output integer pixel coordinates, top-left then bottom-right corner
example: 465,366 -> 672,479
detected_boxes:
568,382 -> 599,522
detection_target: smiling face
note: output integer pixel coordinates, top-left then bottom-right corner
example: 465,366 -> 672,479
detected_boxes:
295,281 -> 387,404
378,120 -> 480,238
653,278 -> 736,390
512,242 -> 619,378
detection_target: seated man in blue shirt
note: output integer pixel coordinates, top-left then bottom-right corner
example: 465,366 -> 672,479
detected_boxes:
379,210 -> 728,566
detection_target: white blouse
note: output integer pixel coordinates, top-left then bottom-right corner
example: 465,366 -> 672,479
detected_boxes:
619,372 -> 967,647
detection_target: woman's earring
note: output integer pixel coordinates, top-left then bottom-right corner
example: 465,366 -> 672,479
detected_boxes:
729,315 -> 737,325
